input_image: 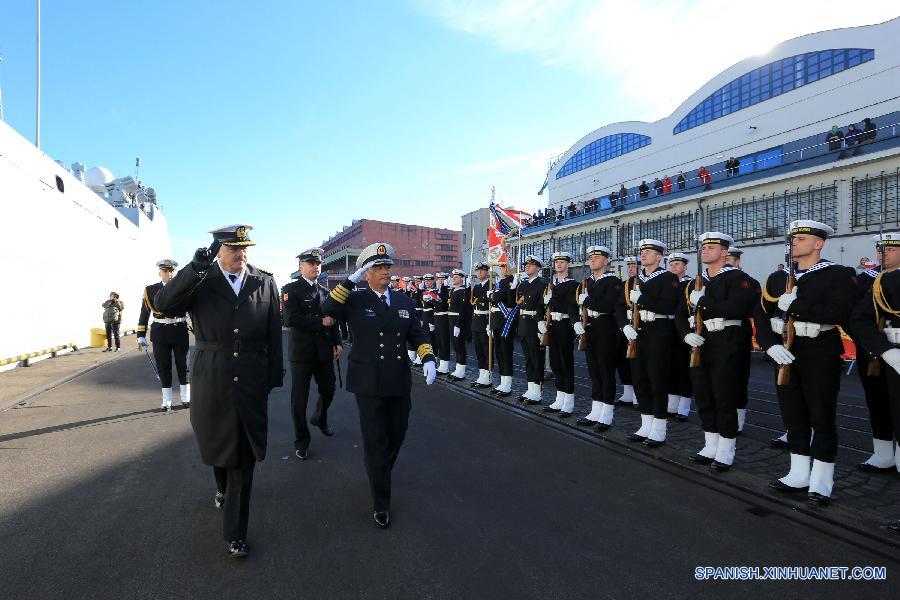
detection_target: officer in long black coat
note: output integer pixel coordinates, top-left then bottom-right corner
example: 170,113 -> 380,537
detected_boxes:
154,224 -> 283,558
322,242 -> 436,529
282,248 -> 342,459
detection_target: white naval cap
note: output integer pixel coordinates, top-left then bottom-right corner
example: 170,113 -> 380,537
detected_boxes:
639,238 -> 667,254
423,273 -> 435,280
551,251 -> 574,263
356,242 -> 394,269
667,252 -> 689,263
872,231 -> 900,247
586,245 -> 611,258
790,220 -> 833,239
697,231 -> 734,247
156,258 -> 178,270
728,245 -> 744,257
624,256 -> 637,264
451,268 -> 466,277
401,276 -> 412,283
436,272 -> 450,278
523,255 -> 544,267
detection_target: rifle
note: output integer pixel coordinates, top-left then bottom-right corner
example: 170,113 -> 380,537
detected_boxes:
777,231 -> 796,386
626,271 -> 640,359
487,267 -> 494,371
578,278 -> 589,351
540,277 -> 553,347
868,179 -> 887,376
689,209 -> 704,368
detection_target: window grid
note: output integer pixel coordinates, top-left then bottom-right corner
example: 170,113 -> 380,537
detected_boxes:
617,211 -> 699,257
851,172 -> 900,228
674,48 -> 874,134
556,133 -> 652,179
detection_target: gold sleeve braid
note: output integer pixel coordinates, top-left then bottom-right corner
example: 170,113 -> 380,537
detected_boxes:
417,343 -> 435,360
759,273 -> 780,316
329,284 -> 351,304
872,272 -> 900,321
624,278 -> 632,309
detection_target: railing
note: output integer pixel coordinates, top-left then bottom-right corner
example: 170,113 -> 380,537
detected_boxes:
0,343 -> 78,367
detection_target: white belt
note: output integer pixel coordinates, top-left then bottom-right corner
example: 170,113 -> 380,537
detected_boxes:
704,318 -> 742,332
155,317 -> 186,325
474,309 -> 490,315
490,307 -> 502,313
435,311 -> 448,316
447,312 -> 460,316
639,310 -> 674,322
550,312 -> 570,321
520,310 -> 538,317
421,308 -> 433,312
885,327 -> 900,345
587,310 -> 609,318
793,322 -> 835,338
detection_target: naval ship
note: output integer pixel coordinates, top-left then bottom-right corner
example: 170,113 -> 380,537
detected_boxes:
0,117 -> 171,364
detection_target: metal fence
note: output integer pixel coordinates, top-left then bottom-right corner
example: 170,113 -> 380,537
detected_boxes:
616,210 -> 700,256
851,169 -> 900,228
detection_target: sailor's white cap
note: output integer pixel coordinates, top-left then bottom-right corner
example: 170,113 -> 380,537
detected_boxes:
586,245 -> 611,258
639,239 -> 667,254
790,220 -> 833,239
698,231 -> 734,247
728,246 -> 744,256
451,268 -> 466,277
551,251 -> 574,263
523,255 -> 544,267
667,252 -> 689,263
156,259 -> 178,270
872,231 -> 900,247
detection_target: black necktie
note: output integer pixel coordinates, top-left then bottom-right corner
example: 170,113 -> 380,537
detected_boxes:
229,274 -> 237,283
379,294 -> 387,303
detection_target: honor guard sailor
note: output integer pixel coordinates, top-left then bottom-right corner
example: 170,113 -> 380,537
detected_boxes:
431,273 -> 453,374
489,262 -> 519,396
138,259 -> 191,412
517,255 -> 548,404
282,248 -> 343,460
154,224 -> 283,558
616,256 -> 639,406
448,269 -> 472,380
724,245 -> 755,432
420,274 -> 437,348
756,220 -> 857,505
322,243 -> 437,529
469,262 -> 493,388
666,252 -> 694,421
542,252 -> 580,417
756,265 -> 791,448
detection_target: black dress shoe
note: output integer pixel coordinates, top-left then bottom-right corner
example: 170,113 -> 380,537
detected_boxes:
643,438 -> 665,448
769,436 -> 790,449
576,417 -> 598,426
318,424 -> 334,436
523,398 -> 542,405
627,432 -> 647,442
295,449 -> 308,460
689,453 -> 714,465
857,462 -> 895,473
373,510 -> 391,529
558,411 -> 573,419
676,414 -> 688,422
471,382 -> 490,388
178,403 -> 190,410
517,394 -> 529,402
808,492 -> 831,506
228,539 -> 249,558
542,406 -> 560,413
666,412 -> 678,420
594,422 -> 611,432
768,479 -> 807,493
888,520 -> 900,534
158,406 -> 169,413
449,375 -> 466,382
710,461 -> 731,472
495,391 -> 512,398
214,492 -> 225,510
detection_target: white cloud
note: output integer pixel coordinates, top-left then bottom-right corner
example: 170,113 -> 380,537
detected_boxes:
415,0 -> 899,120
454,147 -> 565,176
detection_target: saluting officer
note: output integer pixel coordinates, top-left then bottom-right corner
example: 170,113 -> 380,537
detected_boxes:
849,232 -> 900,473
137,259 -> 191,412
666,252 -> 694,420
489,262 -> 518,397
757,220 -> 856,505
431,272 -> 452,374
322,243 -> 437,529
576,246 -> 624,430
619,239 -> 681,447
615,256 -> 638,407
517,255 -> 547,404
154,224 -> 283,558
676,233 -> 760,471
282,248 -> 342,460
470,262 -> 493,388
448,269 -> 471,380
542,252 -> 580,418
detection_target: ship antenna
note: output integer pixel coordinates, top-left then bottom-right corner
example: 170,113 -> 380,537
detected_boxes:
135,157 -> 141,183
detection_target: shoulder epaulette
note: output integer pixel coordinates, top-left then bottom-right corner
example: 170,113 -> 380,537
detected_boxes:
258,268 -> 274,277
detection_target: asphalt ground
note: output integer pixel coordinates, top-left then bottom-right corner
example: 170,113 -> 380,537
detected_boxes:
0,334 -> 897,599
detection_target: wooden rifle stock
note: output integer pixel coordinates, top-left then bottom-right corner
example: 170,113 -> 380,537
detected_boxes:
540,279 -> 553,347
867,316 -> 886,376
626,278 -> 639,359
776,275 -> 795,386
689,277 -> 704,368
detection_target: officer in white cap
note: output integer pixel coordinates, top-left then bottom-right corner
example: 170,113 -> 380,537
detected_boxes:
517,255 -> 548,403
666,252 -> 693,420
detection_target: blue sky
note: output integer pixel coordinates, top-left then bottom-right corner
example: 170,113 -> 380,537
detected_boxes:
1,1 -> 896,283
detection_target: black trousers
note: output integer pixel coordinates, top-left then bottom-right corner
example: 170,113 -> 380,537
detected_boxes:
151,324 -> 189,388
775,332 -> 843,462
290,360 -> 336,451
631,321 -> 675,419
548,321 -> 576,393
735,329 -> 752,409
585,317 -> 619,404
884,368 -> 900,443
491,327 -> 516,376
355,393 -> 411,511
856,351 -> 894,440
616,333 -> 633,386
520,330 -> 545,383
434,316 -> 451,361
668,335 -> 693,398
690,329 -> 744,438
451,328 -> 467,365
472,318 -> 489,370
212,429 -> 255,542
104,322 -> 121,348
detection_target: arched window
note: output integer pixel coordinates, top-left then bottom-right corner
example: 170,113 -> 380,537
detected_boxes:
556,133 -> 651,179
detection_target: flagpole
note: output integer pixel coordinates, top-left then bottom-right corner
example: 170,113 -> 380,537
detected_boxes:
36,0 -> 41,148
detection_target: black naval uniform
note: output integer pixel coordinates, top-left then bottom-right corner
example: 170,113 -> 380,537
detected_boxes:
547,277 -> 580,395
518,274 -> 547,386
281,276 -> 342,453
490,275 -> 518,379
623,268 -> 681,420
471,279 -> 491,374
322,280 -> 435,512
431,284 -> 452,366
420,286 -> 436,346
449,285 -> 471,369
755,260 -> 857,463
154,261 -> 283,543
669,276 -> 694,403
850,269 -> 900,456
676,266 -> 760,439
138,282 -> 190,389
584,272 -> 625,405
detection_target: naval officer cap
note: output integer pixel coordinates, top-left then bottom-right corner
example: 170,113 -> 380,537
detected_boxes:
414,275 -> 423,280
872,231 -> 900,248
586,245 -> 611,258
401,276 -> 412,283
451,268 -> 466,277
639,238 -> 667,254
423,273 -> 435,280
390,275 -> 400,282
156,259 -> 178,270
297,247 -> 324,263
790,219 -> 834,239
667,252 -> 689,263
474,261 -> 489,271
698,231 -> 734,247
625,256 -> 637,264
356,242 -> 395,269
523,255 -> 543,268
551,251 -> 574,263
728,246 -> 744,257
436,272 -> 449,278
210,224 -> 255,247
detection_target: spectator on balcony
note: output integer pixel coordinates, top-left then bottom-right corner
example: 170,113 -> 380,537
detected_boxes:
653,177 -> 663,196
619,183 -> 628,204
845,124 -> 862,147
568,201 -> 577,218
662,175 -> 672,194
863,117 -> 877,142
676,171 -> 686,190
639,181 -> 650,199
725,157 -> 741,177
826,125 -> 844,151
576,200 -> 584,215
609,191 -> 619,212
697,166 -> 712,190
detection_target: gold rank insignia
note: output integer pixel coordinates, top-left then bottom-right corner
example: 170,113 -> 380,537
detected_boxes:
236,226 -> 248,240
377,244 -> 387,255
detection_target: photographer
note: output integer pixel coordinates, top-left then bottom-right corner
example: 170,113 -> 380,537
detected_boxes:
101,292 -> 124,352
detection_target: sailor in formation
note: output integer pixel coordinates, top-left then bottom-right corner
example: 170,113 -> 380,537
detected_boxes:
419,274 -> 437,349
517,255 -> 548,404
666,252 -> 694,421
469,262 -> 493,388
723,245 -> 756,432
448,268 -> 472,380
405,276 -> 424,365
541,252 -> 580,417
431,272 -> 452,375
757,220 -> 857,505
488,261 -> 518,397
615,256 -> 639,407
137,259 -> 191,412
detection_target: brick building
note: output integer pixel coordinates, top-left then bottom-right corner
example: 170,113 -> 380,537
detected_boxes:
320,219 -> 461,286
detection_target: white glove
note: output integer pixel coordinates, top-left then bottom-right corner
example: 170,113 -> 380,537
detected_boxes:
689,289 -> 705,305
543,288 -> 552,304
429,323 -> 435,332
486,326 -> 493,338
622,324 -> 638,341
538,321 -> 548,335
629,289 -> 642,304
510,273 -> 519,290
137,337 -> 148,347
766,344 -> 795,365
777,290 -> 798,312
882,348 -> 900,375
349,264 -> 370,283
577,292 -> 588,306
453,326 -> 461,337
574,322 -> 586,336
423,361 -> 437,385
684,333 -> 705,347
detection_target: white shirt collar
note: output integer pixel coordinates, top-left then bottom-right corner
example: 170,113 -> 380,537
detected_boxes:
302,276 -> 317,287
219,263 -> 246,295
